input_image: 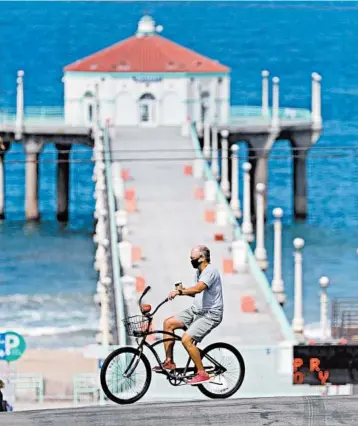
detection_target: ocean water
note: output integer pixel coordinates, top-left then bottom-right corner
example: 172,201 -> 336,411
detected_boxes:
0,1 -> 358,348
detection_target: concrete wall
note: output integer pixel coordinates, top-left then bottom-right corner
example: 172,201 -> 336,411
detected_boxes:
63,73 -> 230,127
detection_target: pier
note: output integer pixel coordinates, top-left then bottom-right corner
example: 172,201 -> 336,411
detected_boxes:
87,120 -> 327,400
0,68 -> 322,223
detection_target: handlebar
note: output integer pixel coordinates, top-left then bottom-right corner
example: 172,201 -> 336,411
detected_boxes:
138,283 -> 194,317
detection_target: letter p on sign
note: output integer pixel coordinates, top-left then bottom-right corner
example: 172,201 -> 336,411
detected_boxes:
5,334 -> 20,356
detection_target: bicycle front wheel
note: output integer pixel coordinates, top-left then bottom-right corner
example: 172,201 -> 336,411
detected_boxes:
198,342 -> 245,399
100,346 -> 152,404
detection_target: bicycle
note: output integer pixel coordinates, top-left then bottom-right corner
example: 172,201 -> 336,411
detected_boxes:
100,285 -> 245,404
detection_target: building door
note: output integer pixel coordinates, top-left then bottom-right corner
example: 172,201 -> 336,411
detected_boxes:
138,93 -> 156,126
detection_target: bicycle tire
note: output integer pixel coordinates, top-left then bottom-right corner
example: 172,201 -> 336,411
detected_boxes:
197,342 -> 245,399
100,346 -> 152,405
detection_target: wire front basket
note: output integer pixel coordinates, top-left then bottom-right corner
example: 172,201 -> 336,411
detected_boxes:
123,315 -> 150,337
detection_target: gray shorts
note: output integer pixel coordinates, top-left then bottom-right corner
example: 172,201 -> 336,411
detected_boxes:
175,306 -> 222,343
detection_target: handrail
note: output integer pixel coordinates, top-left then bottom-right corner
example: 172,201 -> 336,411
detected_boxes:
103,125 -> 126,346
230,105 -> 312,120
189,122 -> 295,341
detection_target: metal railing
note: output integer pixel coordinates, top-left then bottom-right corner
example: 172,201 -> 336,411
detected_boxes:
0,106 -> 66,126
189,122 -> 295,341
102,126 -> 126,346
230,105 -> 312,121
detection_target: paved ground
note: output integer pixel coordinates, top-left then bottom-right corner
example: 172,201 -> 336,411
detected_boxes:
110,126 -> 284,347
3,395 -> 358,425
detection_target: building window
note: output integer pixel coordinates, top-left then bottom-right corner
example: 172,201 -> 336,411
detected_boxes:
83,91 -> 95,125
88,104 -> 94,122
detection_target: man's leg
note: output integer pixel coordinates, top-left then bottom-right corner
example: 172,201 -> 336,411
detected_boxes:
163,316 -> 185,363
181,333 -> 205,372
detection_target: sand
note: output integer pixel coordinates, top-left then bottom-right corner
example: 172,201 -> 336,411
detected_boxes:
1,349 -> 98,401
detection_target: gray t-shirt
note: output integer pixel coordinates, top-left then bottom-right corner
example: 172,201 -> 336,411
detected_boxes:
192,264 -> 224,314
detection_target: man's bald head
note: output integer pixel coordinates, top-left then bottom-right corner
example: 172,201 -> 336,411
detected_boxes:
191,245 -> 211,263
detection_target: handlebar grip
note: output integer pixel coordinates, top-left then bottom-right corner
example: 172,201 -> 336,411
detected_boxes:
142,286 -> 151,297
138,286 -> 151,305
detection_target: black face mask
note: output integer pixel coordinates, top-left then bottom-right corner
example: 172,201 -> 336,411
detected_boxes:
191,258 -> 202,269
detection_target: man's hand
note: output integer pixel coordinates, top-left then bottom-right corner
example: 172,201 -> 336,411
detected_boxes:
168,290 -> 179,300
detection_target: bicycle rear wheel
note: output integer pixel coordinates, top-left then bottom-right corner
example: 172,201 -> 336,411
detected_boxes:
198,342 -> 245,399
100,346 -> 152,404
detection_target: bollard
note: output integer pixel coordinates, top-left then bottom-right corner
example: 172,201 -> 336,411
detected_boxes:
118,240 -> 133,270
203,122 -> 211,159
220,130 -> 230,197
312,72 -> 323,128
216,203 -> 228,227
230,144 -> 241,218
272,77 -> 280,128
292,238 -> 305,334
254,183 -> 268,270
115,210 -> 128,228
204,180 -> 217,202
122,275 -> 136,301
232,239 -> 248,273
271,208 -> 285,305
261,70 -> 270,117
211,127 -> 219,179
319,276 -> 329,341
242,162 -> 254,242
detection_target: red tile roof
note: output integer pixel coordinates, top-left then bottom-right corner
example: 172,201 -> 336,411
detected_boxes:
64,34 -> 230,74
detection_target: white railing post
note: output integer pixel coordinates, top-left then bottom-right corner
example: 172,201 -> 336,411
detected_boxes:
220,129 -> 230,197
292,238 -> 305,334
203,121 -> 211,159
262,70 -> 270,117
211,126 -> 220,179
271,208 -> 285,305
242,162 -> 254,242
230,144 -> 241,218
319,276 -> 329,341
15,70 -> 24,140
312,72 -> 322,128
254,183 -> 268,270
271,76 -> 280,128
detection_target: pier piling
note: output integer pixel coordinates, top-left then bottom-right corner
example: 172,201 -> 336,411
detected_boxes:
24,138 -> 43,221
56,144 -> 71,222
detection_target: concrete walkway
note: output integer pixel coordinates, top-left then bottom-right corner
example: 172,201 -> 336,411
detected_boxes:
110,126 -> 284,347
6,395 -> 358,425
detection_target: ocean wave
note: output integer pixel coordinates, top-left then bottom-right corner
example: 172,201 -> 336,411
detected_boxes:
0,293 -> 99,340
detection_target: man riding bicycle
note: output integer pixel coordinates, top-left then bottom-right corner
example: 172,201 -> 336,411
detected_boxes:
152,245 -> 223,385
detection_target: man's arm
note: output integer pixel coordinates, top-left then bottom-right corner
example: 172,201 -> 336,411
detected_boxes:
168,281 -> 207,300
181,281 -> 207,296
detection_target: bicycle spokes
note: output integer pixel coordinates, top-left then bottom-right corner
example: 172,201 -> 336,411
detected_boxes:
105,352 -> 147,400
202,347 -> 243,392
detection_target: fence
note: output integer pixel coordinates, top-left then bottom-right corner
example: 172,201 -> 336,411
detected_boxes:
331,298 -> 358,341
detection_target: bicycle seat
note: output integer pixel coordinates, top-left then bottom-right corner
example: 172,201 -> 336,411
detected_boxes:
140,304 -> 152,314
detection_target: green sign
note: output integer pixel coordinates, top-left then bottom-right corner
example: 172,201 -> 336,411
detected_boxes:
0,331 -> 26,362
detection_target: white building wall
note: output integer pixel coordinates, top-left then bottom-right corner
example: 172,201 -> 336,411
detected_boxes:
63,72 -> 230,127
218,75 -> 230,125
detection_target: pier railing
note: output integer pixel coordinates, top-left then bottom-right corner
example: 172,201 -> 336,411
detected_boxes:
230,105 -> 312,123
0,105 -> 312,128
0,106 -> 65,126
102,126 -> 127,346
189,122 -> 295,341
